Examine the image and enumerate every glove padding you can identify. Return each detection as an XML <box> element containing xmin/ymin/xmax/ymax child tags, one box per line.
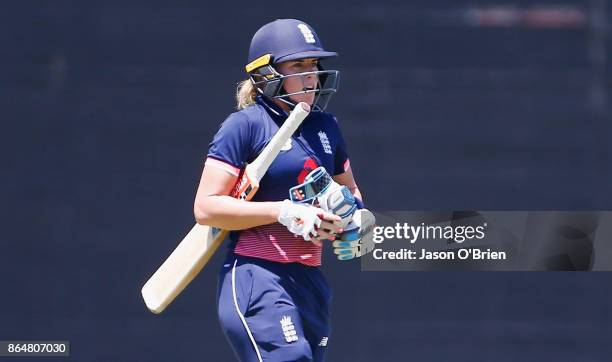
<box><xmin>277</xmin><ymin>200</ymin><xmax>322</xmax><ymax>242</ymax></box>
<box><xmin>317</xmin><ymin>180</ymin><xmax>357</xmax><ymax>229</ymax></box>
<box><xmin>333</xmin><ymin>209</ymin><xmax>376</xmax><ymax>260</ymax></box>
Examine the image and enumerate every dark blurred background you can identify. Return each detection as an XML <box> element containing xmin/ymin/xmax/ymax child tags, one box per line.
<box><xmin>1</xmin><ymin>0</ymin><xmax>611</xmax><ymax>361</ymax></box>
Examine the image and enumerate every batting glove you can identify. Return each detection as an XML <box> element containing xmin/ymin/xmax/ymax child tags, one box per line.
<box><xmin>277</xmin><ymin>200</ymin><xmax>322</xmax><ymax>242</ymax></box>
<box><xmin>333</xmin><ymin>209</ymin><xmax>376</xmax><ymax>260</ymax></box>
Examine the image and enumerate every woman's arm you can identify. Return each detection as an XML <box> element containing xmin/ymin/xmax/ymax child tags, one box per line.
<box><xmin>332</xmin><ymin>166</ymin><xmax>363</xmax><ymax>202</ymax></box>
<box><xmin>194</xmin><ymin>165</ymin><xmax>342</xmax><ymax>238</ymax></box>
<box><xmin>194</xmin><ymin>166</ymin><xmax>281</xmax><ymax>230</ymax></box>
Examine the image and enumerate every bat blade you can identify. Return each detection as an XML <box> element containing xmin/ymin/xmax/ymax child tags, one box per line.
<box><xmin>141</xmin><ymin>224</ymin><xmax>226</xmax><ymax>314</ymax></box>
<box><xmin>141</xmin><ymin>102</ymin><xmax>310</xmax><ymax>314</ymax></box>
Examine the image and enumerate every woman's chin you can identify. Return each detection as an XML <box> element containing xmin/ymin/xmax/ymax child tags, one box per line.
<box><xmin>290</xmin><ymin>96</ymin><xmax>315</xmax><ymax>107</ymax></box>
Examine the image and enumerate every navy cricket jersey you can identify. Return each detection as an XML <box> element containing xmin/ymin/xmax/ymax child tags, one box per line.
<box><xmin>205</xmin><ymin>96</ymin><xmax>350</xmax><ymax>266</ymax></box>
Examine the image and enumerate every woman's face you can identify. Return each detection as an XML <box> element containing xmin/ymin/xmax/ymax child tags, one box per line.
<box><xmin>275</xmin><ymin>58</ymin><xmax>319</xmax><ymax>107</ymax></box>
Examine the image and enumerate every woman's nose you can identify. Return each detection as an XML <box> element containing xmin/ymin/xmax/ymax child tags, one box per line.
<box><xmin>304</xmin><ymin>70</ymin><xmax>317</xmax><ymax>80</ymax></box>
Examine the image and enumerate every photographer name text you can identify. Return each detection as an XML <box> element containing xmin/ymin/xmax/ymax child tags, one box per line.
<box><xmin>373</xmin><ymin>248</ymin><xmax>507</xmax><ymax>261</ymax></box>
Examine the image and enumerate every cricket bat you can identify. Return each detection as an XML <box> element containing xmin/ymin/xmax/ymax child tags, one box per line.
<box><xmin>141</xmin><ymin>102</ymin><xmax>311</xmax><ymax>314</ymax></box>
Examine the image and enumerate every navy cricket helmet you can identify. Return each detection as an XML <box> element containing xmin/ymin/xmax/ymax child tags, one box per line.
<box><xmin>245</xmin><ymin>19</ymin><xmax>340</xmax><ymax>112</ymax></box>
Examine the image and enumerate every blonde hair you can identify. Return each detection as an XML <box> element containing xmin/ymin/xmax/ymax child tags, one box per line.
<box><xmin>236</xmin><ymin>79</ymin><xmax>258</xmax><ymax>109</ymax></box>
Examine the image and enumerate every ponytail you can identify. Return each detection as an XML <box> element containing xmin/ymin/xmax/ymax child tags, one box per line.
<box><xmin>236</xmin><ymin>79</ymin><xmax>258</xmax><ymax>109</ymax></box>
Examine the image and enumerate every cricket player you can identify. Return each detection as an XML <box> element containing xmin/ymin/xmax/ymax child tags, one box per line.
<box><xmin>194</xmin><ymin>19</ymin><xmax>375</xmax><ymax>361</ymax></box>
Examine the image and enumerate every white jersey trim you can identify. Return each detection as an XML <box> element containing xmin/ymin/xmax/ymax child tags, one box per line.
<box><xmin>343</xmin><ymin>158</ymin><xmax>351</xmax><ymax>172</ymax></box>
<box><xmin>205</xmin><ymin>157</ymin><xmax>241</xmax><ymax>177</ymax></box>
